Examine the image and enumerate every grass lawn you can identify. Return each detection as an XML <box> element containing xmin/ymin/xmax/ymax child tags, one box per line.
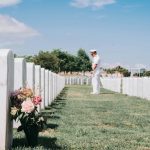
<box><xmin>12</xmin><ymin>85</ymin><xmax>150</xmax><ymax>150</ymax></box>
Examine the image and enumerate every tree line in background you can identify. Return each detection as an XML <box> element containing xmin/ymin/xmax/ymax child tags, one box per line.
<box><xmin>23</xmin><ymin>49</ymin><xmax>92</xmax><ymax>73</ymax></box>
<box><xmin>104</xmin><ymin>66</ymin><xmax>131</xmax><ymax>77</ymax></box>
<box><xmin>104</xmin><ymin>66</ymin><xmax>150</xmax><ymax>77</ymax></box>
<box><xmin>16</xmin><ymin>49</ymin><xmax>150</xmax><ymax>77</ymax></box>
<box><xmin>133</xmin><ymin>71</ymin><xmax>150</xmax><ymax>77</ymax></box>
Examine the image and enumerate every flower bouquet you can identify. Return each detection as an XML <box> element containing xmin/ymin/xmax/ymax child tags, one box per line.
<box><xmin>10</xmin><ymin>88</ymin><xmax>46</xmax><ymax>147</ymax></box>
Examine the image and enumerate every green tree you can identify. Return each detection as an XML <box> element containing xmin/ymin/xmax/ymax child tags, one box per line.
<box><xmin>51</xmin><ymin>49</ymin><xmax>71</xmax><ymax>72</ymax></box>
<box><xmin>25</xmin><ymin>55</ymin><xmax>35</xmax><ymax>62</ymax></box>
<box><xmin>114</xmin><ymin>66</ymin><xmax>130</xmax><ymax>77</ymax></box>
<box><xmin>23</xmin><ymin>48</ymin><xmax>92</xmax><ymax>73</ymax></box>
<box><xmin>77</xmin><ymin>49</ymin><xmax>92</xmax><ymax>73</ymax></box>
<box><xmin>66</xmin><ymin>54</ymin><xmax>78</xmax><ymax>73</ymax></box>
<box><xmin>104</xmin><ymin>68</ymin><xmax>115</xmax><ymax>74</ymax></box>
<box><xmin>32</xmin><ymin>51</ymin><xmax>59</xmax><ymax>72</ymax></box>
<box><xmin>144</xmin><ymin>71</ymin><xmax>150</xmax><ymax>77</ymax></box>
<box><xmin>105</xmin><ymin>66</ymin><xmax>130</xmax><ymax>77</ymax></box>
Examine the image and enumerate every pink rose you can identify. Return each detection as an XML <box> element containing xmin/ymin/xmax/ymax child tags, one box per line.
<box><xmin>33</xmin><ymin>96</ymin><xmax>42</xmax><ymax>105</ymax></box>
<box><xmin>21</xmin><ymin>98</ymin><xmax>35</xmax><ymax>113</ymax></box>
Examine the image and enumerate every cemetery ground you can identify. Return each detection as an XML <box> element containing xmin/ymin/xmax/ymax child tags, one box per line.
<box><xmin>13</xmin><ymin>85</ymin><xmax>150</xmax><ymax>150</ymax></box>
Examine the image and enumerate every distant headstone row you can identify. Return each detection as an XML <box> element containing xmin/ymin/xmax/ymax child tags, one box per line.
<box><xmin>101</xmin><ymin>77</ymin><xmax>150</xmax><ymax>100</ymax></box>
<box><xmin>65</xmin><ymin>76</ymin><xmax>92</xmax><ymax>85</ymax></box>
<box><xmin>0</xmin><ymin>49</ymin><xmax>65</xmax><ymax>150</ymax></box>
<box><xmin>65</xmin><ymin>76</ymin><xmax>150</xmax><ymax>100</ymax></box>
<box><xmin>122</xmin><ymin>77</ymin><xmax>150</xmax><ymax>100</ymax></box>
<box><xmin>101</xmin><ymin>78</ymin><xmax>122</xmax><ymax>93</ymax></box>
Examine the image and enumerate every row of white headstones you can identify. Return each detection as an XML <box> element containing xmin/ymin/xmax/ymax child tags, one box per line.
<box><xmin>65</xmin><ymin>76</ymin><xmax>150</xmax><ymax>100</ymax></box>
<box><xmin>0</xmin><ymin>49</ymin><xmax>65</xmax><ymax>150</ymax></box>
<box><xmin>65</xmin><ymin>76</ymin><xmax>92</xmax><ymax>85</ymax></box>
<box><xmin>100</xmin><ymin>77</ymin><xmax>150</xmax><ymax>100</ymax></box>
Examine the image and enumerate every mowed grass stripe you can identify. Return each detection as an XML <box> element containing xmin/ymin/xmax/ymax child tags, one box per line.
<box><xmin>13</xmin><ymin>85</ymin><xmax>150</xmax><ymax>150</ymax></box>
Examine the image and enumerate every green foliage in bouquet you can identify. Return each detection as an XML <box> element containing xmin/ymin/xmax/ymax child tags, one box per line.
<box><xmin>10</xmin><ymin>88</ymin><xmax>46</xmax><ymax>132</ymax></box>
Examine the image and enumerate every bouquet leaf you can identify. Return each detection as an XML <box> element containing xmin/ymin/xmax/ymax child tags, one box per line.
<box><xmin>10</xmin><ymin>88</ymin><xmax>46</xmax><ymax>132</ymax></box>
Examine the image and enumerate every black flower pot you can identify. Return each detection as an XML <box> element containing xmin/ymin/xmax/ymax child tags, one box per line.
<box><xmin>23</xmin><ymin>125</ymin><xmax>39</xmax><ymax>147</ymax></box>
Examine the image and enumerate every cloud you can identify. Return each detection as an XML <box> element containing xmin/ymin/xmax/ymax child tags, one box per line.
<box><xmin>0</xmin><ymin>14</ymin><xmax>39</xmax><ymax>47</ymax></box>
<box><xmin>70</xmin><ymin>0</ymin><xmax>116</xmax><ymax>9</ymax></box>
<box><xmin>0</xmin><ymin>0</ymin><xmax>21</xmax><ymax>7</ymax></box>
<box><xmin>0</xmin><ymin>15</ymin><xmax>39</xmax><ymax>37</ymax></box>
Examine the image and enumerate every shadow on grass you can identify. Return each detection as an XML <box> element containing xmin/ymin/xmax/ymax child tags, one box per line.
<box><xmin>100</xmin><ymin>89</ymin><xmax>116</xmax><ymax>95</ymax></box>
<box><xmin>100</xmin><ymin>92</ymin><xmax>115</xmax><ymax>95</ymax></box>
<box><xmin>44</xmin><ymin>88</ymin><xmax>68</xmax><ymax>111</ymax></box>
<box><xmin>12</xmin><ymin>87</ymin><xmax>68</xmax><ymax>149</ymax></box>
<box><xmin>42</xmin><ymin>89</ymin><xmax>67</xmax><ymax>116</ymax></box>
<box><xmin>13</xmin><ymin>137</ymin><xmax>62</xmax><ymax>149</ymax></box>
<box><xmin>42</xmin><ymin>114</ymin><xmax>61</xmax><ymax>119</ymax></box>
<box><xmin>38</xmin><ymin>137</ymin><xmax>62</xmax><ymax>149</ymax></box>
<box><xmin>49</xmin><ymin>115</ymin><xmax>60</xmax><ymax>119</ymax></box>
<box><xmin>46</xmin><ymin>123</ymin><xmax>59</xmax><ymax>129</ymax></box>
<box><xmin>13</xmin><ymin>137</ymin><xmax>26</xmax><ymax>148</ymax></box>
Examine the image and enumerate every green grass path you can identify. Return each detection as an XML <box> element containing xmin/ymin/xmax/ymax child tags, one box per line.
<box><xmin>13</xmin><ymin>85</ymin><xmax>150</xmax><ymax>150</ymax></box>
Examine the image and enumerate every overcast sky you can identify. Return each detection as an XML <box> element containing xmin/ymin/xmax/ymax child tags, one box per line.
<box><xmin>0</xmin><ymin>0</ymin><xmax>150</xmax><ymax>69</ymax></box>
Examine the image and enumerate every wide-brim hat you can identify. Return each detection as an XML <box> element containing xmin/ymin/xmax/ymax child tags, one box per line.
<box><xmin>90</xmin><ymin>49</ymin><xmax>97</xmax><ymax>53</ymax></box>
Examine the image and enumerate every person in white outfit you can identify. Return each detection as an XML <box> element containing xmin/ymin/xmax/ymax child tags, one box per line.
<box><xmin>90</xmin><ymin>49</ymin><xmax>101</xmax><ymax>94</ymax></box>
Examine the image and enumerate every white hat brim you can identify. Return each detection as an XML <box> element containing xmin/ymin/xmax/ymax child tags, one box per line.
<box><xmin>90</xmin><ymin>49</ymin><xmax>97</xmax><ymax>52</ymax></box>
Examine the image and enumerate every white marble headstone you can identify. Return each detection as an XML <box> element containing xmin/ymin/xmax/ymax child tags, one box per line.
<box><xmin>14</xmin><ymin>58</ymin><xmax>26</xmax><ymax>90</ymax></box>
<box><xmin>26</xmin><ymin>63</ymin><xmax>35</xmax><ymax>92</ymax></box>
<box><xmin>41</xmin><ymin>68</ymin><xmax>45</xmax><ymax>109</ymax></box>
<box><xmin>45</xmin><ymin>70</ymin><xmax>49</xmax><ymax>107</ymax></box>
<box><xmin>35</xmin><ymin>65</ymin><xmax>41</xmax><ymax>111</ymax></box>
<box><xmin>49</xmin><ymin>71</ymin><xmax>52</xmax><ymax>105</ymax></box>
<box><xmin>0</xmin><ymin>49</ymin><xmax>14</xmax><ymax>150</ymax></box>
